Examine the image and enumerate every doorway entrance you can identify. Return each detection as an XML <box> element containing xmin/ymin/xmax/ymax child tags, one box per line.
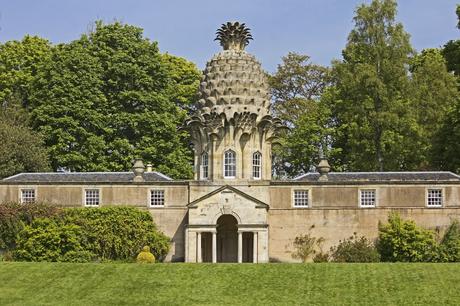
<box><xmin>242</xmin><ymin>232</ymin><xmax>254</xmax><ymax>263</ymax></box>
<box><xmin>216</xmin><ymin>215</ymin><xmax>238</xmax><ymax>262</ymax></box>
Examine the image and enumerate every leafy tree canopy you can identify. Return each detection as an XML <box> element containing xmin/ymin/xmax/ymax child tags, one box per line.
<box><xmin>410</xmin><ymin>48</ymin><xmax>459</xmax><ymax>169</ymax></box>
<box><xmin>325</xmin><ymin>0</ymin><xmax>423</xmax><ymax>171</ymax></box>
<box><xmin>0</xmin><ymin>101</ymin><xmax>50</xmax><ymax>179</ymax></box>
<box><xmin>0</xmin><ymin>35</ymin><xmax>51</xmax><ymax>107</ymax></box>
<box><xmin>269</xmin><ymin>53</ymin><xmax>332</xmax><ymax>176</ymax></box>
<box><xmin>457</xmin><ymin>4</ymin><xmax>460</xmax><ymax>29</ymax></box>
<box><xmin>27</xmin><ymin>21</ymin><xmax>200</xmax><ymax>178</ymax></box>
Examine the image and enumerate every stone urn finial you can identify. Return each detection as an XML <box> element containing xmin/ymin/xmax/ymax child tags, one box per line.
<box><xmin>215</xmin><ymin>21</ymin><xmax>253</xmax><ymax>51</ymax></box>
<box><xmin>132</xmin><ymin>158</ymin><xmax>145</xmax><ymax>182</ymax></box>
<box><xmin>317</xmin><ymin>158</ymin><xmax>331</xmax><ymax>182</ymax></box>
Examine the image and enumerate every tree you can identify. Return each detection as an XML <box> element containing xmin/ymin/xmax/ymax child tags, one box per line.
<box><xmin>0</xmin><ymin>36</ymin><xmax>51</xmax><ymax>107</ymax></box>
<box><xmin>442</xmin><ymin>40</ymin><xmax>460</xmax><ymax>77</ymax></box>
<box><xmin>29</xmin><ymin>21</ymin><xmax>200</xmax><ymax>178</ymax></box>
<box><xmin>410</xmin><ymin>49</ymin><xmax>459</xmax><ymax>169</ymax></box>
<box><xmin>325</xmin><ymin>0</ymin><xmax>421</xmax><ymax>171</ymax></box>
<box><xmin>434</xmin><ymin>5</ymin><xmax>460</xmax><ymax>172</ymax></box>
<box><xmin>457</xmin><ymin>4</ymin><xmax>460</xmax><ymax>29</ymax></box>
<box><xmin>431</xmin><ymin>100</ymin><xmax>460</xmax><ymax>172</ymax></box>
<box><xmin>441</xmin><ymin>5</ymin><xmax>460</xmax><ymax>77</ymax></box>
<box><xmin>30</xmin><ymin>39</ymin><xmax>108</xmax><ymax>172</ymax></box>
<box><xmin>161</xmin><ymin>53</ymin><xmax>201</xmax><ymax>111</ymax></box>
<box><xmin>269</xmin><ymin>53</ymin><xmax>332</xmax><ymax>176</ymax></box>
<box><xmin>0</xmin><ymin>102</ymin><xmax>50</xmax><ymax>179</ymax></box>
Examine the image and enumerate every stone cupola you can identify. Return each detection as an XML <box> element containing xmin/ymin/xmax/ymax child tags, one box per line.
<box><xmin>185</xmin><ymin>22</ymin><xmax>284</xmax><ymax>182</ymax></box>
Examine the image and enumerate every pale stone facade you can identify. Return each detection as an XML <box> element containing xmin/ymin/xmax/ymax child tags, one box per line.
<box><xmin>1</xmin><ymin>22</ymin><xmax>460</xmax><ymax>263</ymax></box>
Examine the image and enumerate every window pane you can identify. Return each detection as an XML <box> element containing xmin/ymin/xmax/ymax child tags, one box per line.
<box><xmin>21</xmin><ymin>189</ymin><xmax>36</xmax><ymax>204</ymax></box>
<box><xmin>224</xmin><ymin>150</ymin><xmax>236</xmax><ymax>178</ymax></box>
<box><xmin>150</xmin><ymin>190</ymin><xmax>165</xmax><ymax>207</ymax></box>
<box><xmin>253</xmin><ymin>152</ymin><xmax>261</xmax><ymax>179</ymax></box>
<box><xmin>85</xmin><ymin>189</ymin><xmax>100</xmax><ymax>206</ymax></box>
<box><xmin>360</xmin><ymin>190</ymin><xmax>376</xmax><ymax>207</ymax></box>
<box><xmin>202</xmin><ymin>153</ymin><xmax>208</xmax><ymax>179</ymax></box>
<box><xmin>294</xmin><ymin>190</ymin><xmax>309</xmax><ymax>207</ymax></box>
<box><xmin>427</xmin><ymin>189</ymin><xmax>442</xmax><ymax>207</ymax></box>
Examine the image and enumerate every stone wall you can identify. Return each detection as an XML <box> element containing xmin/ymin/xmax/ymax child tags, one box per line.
<box><xmin>268</xmin><ymin>207</ymin><xmax>460</xmax><ymax>262</ymax></box>
<box><xmin>268</xmin><ymin>183</ymin><xmax>460</xmax><ymax>262</ymax></box>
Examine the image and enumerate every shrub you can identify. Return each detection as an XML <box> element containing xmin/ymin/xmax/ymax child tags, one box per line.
<box><xmin>291</xmin><ymin>232</ymin><xmax>325</xmax><ymax>263</ymax></box>
<box><xmin>437</xmin><ymin>220</ymin><xmax>460</xmax><ymax>262</ymax></box>
<box><xmin>137</xmin><ymin>246</ymin><xmax>155</xmax><ymax>263</ymax></box>
<box><xmin>0</xmin><ymin>202</ymin><xmax>62</xmax><ymax>250</ymax></box>
<box><xmin>329</xmin><ymin>233</ymin><xmax>380</xmax><ymax>262</ymax></box>
<box><xmin>14</xmin><ymin>218</ymin><xmax>92</xmax><ymax>262</ymax></box>
<box><xmin>0</xmin><ymin>202</ymin><xmax>23</xmax><ymax>250</ymax></box>
<box><xmin>0</xmin><ymin>251</ymin><xmax>13</xmax><ymax>261</ymax></box>
<box><xmin>61</xmin><ymin>206</ymin><xmax>170</xmax><ymax>261</ymax></box>
<box><xmin>377</xmin><ymin>212</ymin><xmax>438</xmax><ymax>262</ymax></box>
<box><xmin>313</xmin><ymin>252</ymin><xmax>329</xmax><ymax>263</ymax></box>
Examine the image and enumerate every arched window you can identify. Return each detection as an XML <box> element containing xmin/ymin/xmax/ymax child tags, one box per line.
<box><xmin>252</xmin><ymin>152</ymin><xmax>262</xmax><ymax>179</ymax></box>
<box><xmin>201</xmin><ymin>152</ymin><xmax>209</xmax><ymax>180</ymax></box>
<box><xmin>224</xmin><ymin>150</ymin><xmax>236</xmax><ymax>178</ymax></box>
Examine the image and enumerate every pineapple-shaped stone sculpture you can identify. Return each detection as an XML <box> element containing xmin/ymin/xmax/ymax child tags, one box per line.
<box><xmin>184</xmin><ymin>22</ymin><xmax>285</xmax><ymax>181</ymax></box>
<box><xmin>197</xmin><ymin>21</ymin><xmax>271</xmax><ymax>118</ymax></box>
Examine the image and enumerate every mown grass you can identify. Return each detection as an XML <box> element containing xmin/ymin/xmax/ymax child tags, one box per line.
<box><xmin>1</xmin><ymin>262</ymin><xmax>460</xmax><ymax>305</ymax></box>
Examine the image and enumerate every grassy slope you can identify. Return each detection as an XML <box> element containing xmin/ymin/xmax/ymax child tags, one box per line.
<box><xmin>1</xmin><ymin>263</ymin><xmax>460</xmax><ymax>305</ymax></box>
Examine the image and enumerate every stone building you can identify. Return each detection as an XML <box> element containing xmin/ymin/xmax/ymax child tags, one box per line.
<box><xmin>1</xmin><ymin>22</ymin><xmax>460</xmax><ymax>263</ymax></box>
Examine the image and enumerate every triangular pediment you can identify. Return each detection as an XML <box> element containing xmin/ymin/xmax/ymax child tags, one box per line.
<box><xmin>187</xmin><ymin>185</ymin><xmax>269</xmax><ymax>209</ymax></box>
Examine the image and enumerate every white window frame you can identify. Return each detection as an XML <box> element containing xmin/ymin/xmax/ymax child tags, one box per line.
<box><xmin>20</xmin><ymin>188</ymin><xmax>36</xmax><ymax>204</ymax></box>
<box><xmin>359</xmin><ymin>189</ymin><xmax>377</xmax><ymax>208</ymax></box>
<box><xmin>223</xmin><ymin>149</ymin><xmax>236</xmax><ymax>179</ymax></box>
<box><xmin>149</xmin><ymin>189</ymin><xmax>165</xmax><ymax>208</ymax></box>
<box><xmin>84</xmin><ymin>188</ymin><xmax>100</xmax><ymax>207</ymax></box>
<box><xmin>292</xmin><ymin>189</ymin><xmax>310</xmax><ymax>208</ymax></box>
<box><xmin>426</xmin><ymin>188</ymin><xmax>443</xmax><ymax>208</ymax></box>
<box><xmin>201</xmin><ymin>152</ymin><xmax>209</xmax><ymax>180</ymax></box>
<box><xmin>252</xmin><ymin>151</ymin><xmax>262</xmax><ymax>180</ymax></box>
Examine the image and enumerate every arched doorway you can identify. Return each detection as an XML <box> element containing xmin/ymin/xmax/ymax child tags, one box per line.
<box><xmin>217</xmin><ymin>214</ymin><xmax>238</xmax><ymax>262</ymax></box>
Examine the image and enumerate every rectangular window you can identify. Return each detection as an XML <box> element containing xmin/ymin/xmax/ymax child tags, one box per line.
<box><xmin>252</xmin><ymin>152</ymin><xmax>261</xmax><ymax>179</ymax></box>
<box><xmin>150</xmin><ymin>190</ymin><xmax>165</xmax><ymax>207</ymax></box>
<box><xmin>85</xmin><ymin>189</ymin><xmax>100</xmax><ymax>207</ymax></box>
<box><xmin>201</xmin><ymin>153</ymin><xmax>209</xmax><ymax>180</ymax></box>
<box><xmin>293</xmin><ymin>190</ymin><xmax>309</xmax><ymax>207</ymax></box>
<box><xmin>21</xmin><ymin>189</ymin><xmax>36</xmax><ymax>204</ymax></box>
<box><xmin>224</xmin><ymin>150</ymin><xmax>236</xmax><ymax>178</ymax></box>
<box><xmin>427</xmin><ymin>189</ymin><xmax>443</xmax><ymax>207</ymax></box>
<box><xmin>360</xmin><ymin>189</ymin><xmax>376</xmax><ymax>207</ymax></box>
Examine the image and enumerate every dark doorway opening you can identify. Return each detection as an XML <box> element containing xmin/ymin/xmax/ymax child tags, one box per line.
<box><xmin>201</xmin><ymin>232</ymin><xmax>212</xmax><ymax>262</ymax></box>
<box><xmin>217</xmin><ymin>214</ymin><xmax>238</xmax><ymax>262</ymax></box>
<box><xmin>242</xmin><ymin>232</ymin><xmax>254</xmax><ymax>263</ymax></box>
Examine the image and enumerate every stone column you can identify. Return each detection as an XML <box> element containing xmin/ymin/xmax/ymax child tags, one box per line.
<box><xmin>212</xmin><ymin>231</ymin><xmax>217</xmax><ymax>263</ymax></box>
<box><xmin>185</xmin><ymin>228</ymin><xmax>189</xmax><ymax>262</ymax></box>
<box><xmin>258</xmin><ymin>229</ymin><xmax>269</xmax><ymax>263</ymax></box>
<box><xmin>253</xmin><ymin>232</ymin><xmax>258</xmax><ymax>263</ymax></box>
<box><xmin>197</xmin><ymin>232</ymin><xmax>202</xmax><ymax>263</ymax></box>
<box><xmin>238</xmin><ymin>231</ymin><xmax>243</xmax><ymax>263</ymax></box>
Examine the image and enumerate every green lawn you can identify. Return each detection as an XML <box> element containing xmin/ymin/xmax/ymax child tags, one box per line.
<box><xmin>1</xmin><ymin>263</ymin><xmax>460</xmax><ymax>305</ymax></box>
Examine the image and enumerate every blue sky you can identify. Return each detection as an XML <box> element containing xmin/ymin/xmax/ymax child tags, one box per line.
<box><xmin>0</xmin><ymin>0</ymin><xmax>458</xmax><ymax>72</ymax></box>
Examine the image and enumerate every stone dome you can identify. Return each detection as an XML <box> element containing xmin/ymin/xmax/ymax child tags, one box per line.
<box><xmin>196</xmin><ymin>23</ymin><xmax>270</xmax><ymax>119</ymax></box>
